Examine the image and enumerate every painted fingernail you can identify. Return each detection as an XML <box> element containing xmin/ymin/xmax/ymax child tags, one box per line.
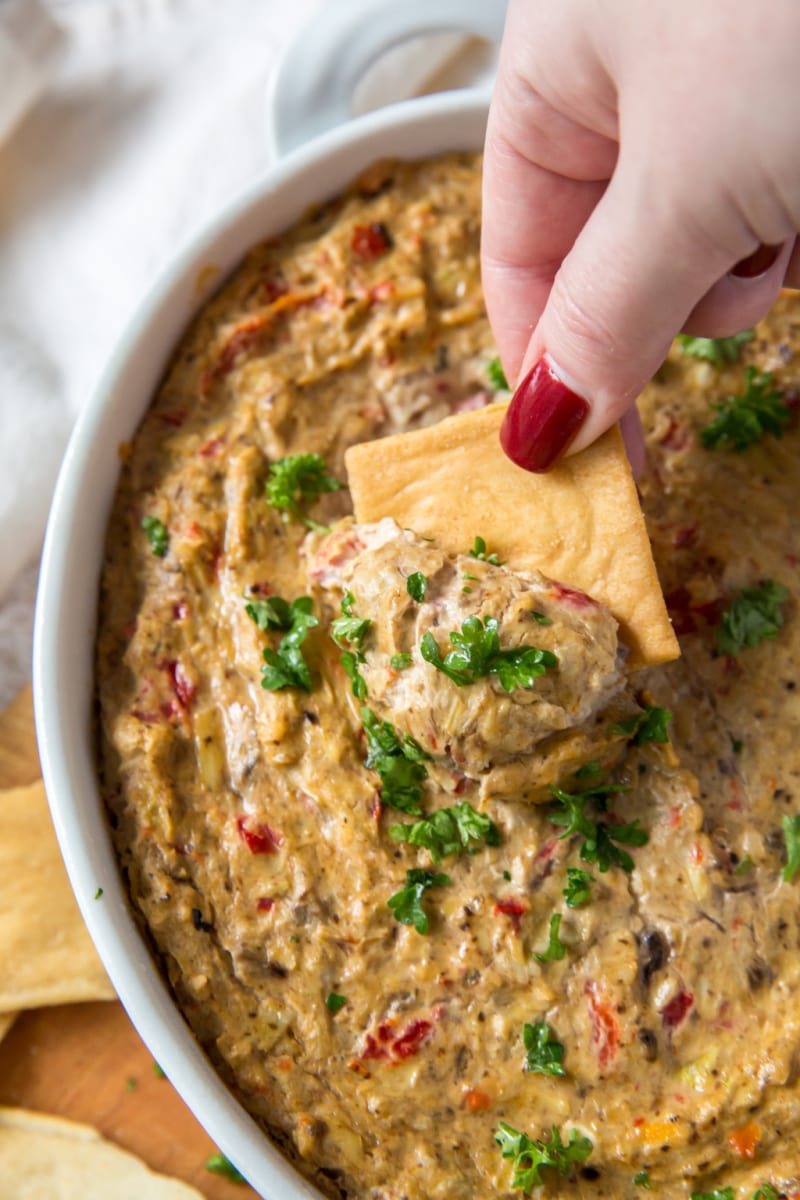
<box><xmin>730</xmin><ymin>242</ymin><xmax>782</xmax><ymax>279</ymax></box>
<box><xmin>500</xmin><ymin>357</ymin><xmax>589</xmax><ymax>472</ymax></box>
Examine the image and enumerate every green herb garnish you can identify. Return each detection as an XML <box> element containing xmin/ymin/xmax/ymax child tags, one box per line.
<box><xmin>205</xmin><ymin>1152</ymin><xmax>246</xmax><ymax>1184</ymax></box>
<box><xmin>325</xmin><ymin>992</ymin><xmax>347</xmax><ymax>1013</ymax></box>
<box><xmin>259</xmin><ymin>596</ymin><xmax>318</xmax><ymax>692</ymax></box>
<box><xmin>125</xmin><ymin>1077</ymin><xmax>138</xmax><ymax>1091</ymax></box>
<box><xmin>532</xmin><ymin>611</ymin><xmax>552</xmax><ymax>625</ymax></box>
<box><xmin>141</xmin><ymin>515</ymin><xmax>168</xmax><ymax>557</ymax></box>
<box><xmin>390</xmin><ymin>652</ymin><xmax>413</xmax><ymax>670</ymax></box>
<box><xmin>421</xmin><ymin>616</ymin><xmax>557</xmax><ymax>692</ymax></box>
<box><xmin>610</xmin><ymin>705</ymin><xmax>672</xmax><ymax>745</ymax></box>
<box><xmin>781</xmin><ymin>813</ymin><xmax>800</xmax><ymax>882</ymax></box>
<box><xmin>390</xmin><ymin>801</ymin><xmax>500</xmax><ymax>864</ymax></box>
<box><xmin>523</xmin><ymin>1022</ymin><xmax>566</xmax><ymax>1076</ymax></box>
<box><xmin>634</xmin><ymin>1171</ymin><xmax>652</xmax><ymax>1189</ymax></box>
<box><xmin>361</xmin><ymin>707</ymin><xmax>430</xmax><ymax>814</ymax></box>
<box><xmin>153</xmin><ymin>1062</ymin><xmax>166</xmax><ymax>1079</ymax></box>
<box><xmin>534</xmin><ymin>913</ymin><xmax>566</xmax><ymax>963</ymax></box>
<box><xmin>495</xmin><ymin>1122</ymin><xmax>592</xmax><ymax>1193</ymax></box>
<box><xmin>331</xmin><ymin>592</ymin><xmax>371</xmax><ymax>699</ymax></box>
<box><xmin>690</xmin><ymin>1190</ymin><xmax>733</xmax><ymax>1200</ymax></box>
<box><xmin>265</xmin><ymin>452</ymin><xmax>343</xmax><ymax>531</ymax></box>
<box><xmin>716</xmin><ymin>579</ymin><xmax>788</xmax><ymax>656</ymax></box>
<box><xmin>550</xmin><ymin>778</ymin><xmax>648</xmax><ymax>873</ymax></box>
<box><xmin>387</xmin><ymin>868</ymin><xmax>450</xmax><ymax>934</ymax></box>
<box><xmin>734</xmin><ymin>855</ymin><xmax>754</xmax><ymax>876</ymax></box>
<box><xmin>486</xmin><ymin>357</ymin><xmax>509</xmax><ymax>391</ymax></box>
<box><xmin>407</xmin><ymin>572</ymin><xmax>428</xmax><ymax>602</ymax></box>
<box><xmin>93</xmin><ymin>887</ymin><xmax>103</xmax><ymax>900</ymax></box>
<box><xmin>751</xmin><ymin>1186</ymin><xmax>779</xmax><ymax>1200</ymax></box>
<box><xmin>677</xmin><ymin>330</ymin><xmax>753</xmax><ymax>366</ymax></box>
<box><xmin>468</xmin><ymin>535</ymin><xmax>503</xmax><ymax>565</ymax></box>
<box><xmin>700</xmin><ymin>367</ymin><xmax>789</xmax><ymax>451</ymax></box>
<box><xmin>246</xmin><ymin>593</ymin><xmax>309</xmax><ymax>632</ymax></box>
<box><xmin>340</xmin><ymin>651</ymin><xmax>367</xmax><ymax>699</ymax></box>
<box><xmin>562</xmin><ymin>867</ymin><xmax>595</xmax><ymax>908</ymax></box>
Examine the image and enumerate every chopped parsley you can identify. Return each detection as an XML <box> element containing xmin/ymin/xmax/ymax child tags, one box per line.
<box><xmin>141</xmin><ymin>515</ymin><xmax>168</xmax><ymax>557</ymax></box>
<box><xmin>781</xmin><ymin>813</ymin><xmax>800</xmax><ymax>882</ymax></box>
<box><xmin>634</xmin><ymin>1171</ymin><xmax>652</xmax><ymax>1189</ymax></box>
<box><xmin>523</xmin><ymin>1022</ymin><xmax>566</xmax><ymax>1076</ymax></box>
<box><xmin>390</xmin><ymin>652</ymin><xmax>413</xmax><ymax>670</ymax></box>
<box><xmin>716</xmin><ymin>580</ymin><xmax>788</xmax><ymax>656</ymax></box>
<box><xmin>390</xmin><ymin>801</ymin><xmax>500</xmax><ymax>864</ymax></box>
<box><xmin>246</xmin><ymin>593</ymin><xmax>310</xmax><ymax>632</ymax></box>
<box><xmin>677</xmin><ymin>329</ymin><xmax>753</xmax><ymax>366</ymax></box>
<box><xmin>93</xmin><ymin>887</ymin><xmax>103</xmax><ymax>900</ymax></box>
<box><xmin>325</xmin><ymin>992</ymin><xmax>347</xmax><ymax>1013</ymax></box>
<box><xmin>205</xmin><ymin>1152</ymin><xmax>246</xmax><ymax>1184</ymax></box>
<box><xmin>361</xmin><ymin>707</ymin><xmax>430</xmax><ymax>814</ymax></box>
<box><xmin>260</xmin><ymin>596</ymin><xmax>318</xmax><ymax>691</ymax></box>
<box><xmin>751</xmin><ymin>1187</ymin><xmax>779</xmax><ymax>1200</ymax></box>
<box><xmin>265</xmin><ymin>452</ymin><xmax>343</xmax><ymax>531</ymax></box>
<box><xmin>125</xmin><ymin>1076</ymin><xmax>138</xmax><ymax>1091</ymax></box>
<box><xmin>700</xmin><ymin>367</ymin><xmax>790</xmax><ymax>452</ymax></box>
<box><xmin>690</xmin><ymin>1190</ymin><xmax>733</xmax><ymax>1200</ymax></box>
<box><xmin>387</xmin><ymin>868</ymin><xmax>451</xmax><ymax>934</ymax></box>
<box><xmin>331</xmin><ymin>592</ymin><xmax>371</xmax><ymax>699</ymax></box>
<box><xmin>532</xmin><ymin>610</ymin><xmax>552</xmax><ymax>625</ymax></box>
<box><xmin>469</xmin><ymin>535</ymin><xmax>503</xmax><ymax>565</ymax></box>
<box><xmin>495</xmin><ymin>1122</ymin><xmax>592</xmax><ymax>1192</ymax></box>
<box><xmin>534</xmin><ymin>913</ymin><xmax>566</xmax><ymax>963</ymax></box>
<box><xmin>406</xmin><ymin>572</ymin><xmax>428</xmax><ymax>602</ymax></box>
<box><xmin>486</xmin><ymin>356</ymin><xmax>509</xmax><ymax>391</ymax></box>
<box><xmin>562</xmin><ymin>866</ymin><xmax>595</xmax><ymax>908</ymax></box>
<box><xmin>550</xmin><ymin>777</ymin><xmax>648</xmax><ymax>873</ymax></box>
<box><xmin>610</xmin><ymin>705</ymin><xmax>672</xmax><ymax>745</ymax></box>
<box><xmin>153</xmin><ymin>1061</ymin><xmax>166</xmax><ymax>1079</ymax></box>
<box><xmin>734</xmin><ymin>855</ymin><xmax>754</xmax><ymax>876</ymax></box>
<box><xmin>421</xmin><ymin>616</ymin><xmax>557</xmax><ymax>692</ymax></box>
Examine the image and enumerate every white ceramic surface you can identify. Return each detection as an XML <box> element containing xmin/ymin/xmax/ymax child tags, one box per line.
<box><xmin>33</xmin><ymin>3</ymin><xmax>505</xmax><ymax>1196</ymax></box>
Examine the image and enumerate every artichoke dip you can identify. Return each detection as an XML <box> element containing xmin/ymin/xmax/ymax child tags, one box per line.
<box><xmin>96</xmin><ymin>153</ymin><xmax>800</xmax><ymax>1200</ymax></box>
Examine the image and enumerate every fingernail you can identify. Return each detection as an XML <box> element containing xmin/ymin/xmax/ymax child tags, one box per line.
<box><xmin>730</xmin><ymin>242</ymin><xmax>782</xmax><ymax>279</ymax></box>
<box><xmin>500</xmin><ymin>357</ymin><xmax>589</xmax><ymax>472</ymax></box>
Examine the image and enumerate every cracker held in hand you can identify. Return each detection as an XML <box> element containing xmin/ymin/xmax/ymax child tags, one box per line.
<box><xmin>346</xmin><ymin>405</ymin><xmax>677</xmax><ymax>669</ymax></box>
<box><xmin>0</xmin><ymin>781</ymin><xmax>115</xmax><ymax>1012</ymax></box>
<box><xmin>0</xmin><ymin>1107</ymin><xmax>204</xmax><ymax>1199</ymax></box>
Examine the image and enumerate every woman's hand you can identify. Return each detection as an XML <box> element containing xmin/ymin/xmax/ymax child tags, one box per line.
<box><xmin>482</xmin><ymin>0</ymin><xmax>800</xmax><ymax>471</ymax></box>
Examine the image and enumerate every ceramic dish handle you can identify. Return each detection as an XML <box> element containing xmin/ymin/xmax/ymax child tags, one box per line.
<box><xmin>268</xmin><ymin>0</ymin><xmax>506</xmax><ymax>157</ymax></box>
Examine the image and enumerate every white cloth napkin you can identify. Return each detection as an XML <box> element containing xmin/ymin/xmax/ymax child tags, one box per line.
<box><xmin>0</xmin><ymin>0</ymin><xmax>496</xmax><ymax>709</ymax></box>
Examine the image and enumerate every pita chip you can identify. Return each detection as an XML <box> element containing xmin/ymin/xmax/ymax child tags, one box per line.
<box><xmin>346</xmin><ymin>405</ymin><xmax>677</xmax><ymax>669</ymax></box>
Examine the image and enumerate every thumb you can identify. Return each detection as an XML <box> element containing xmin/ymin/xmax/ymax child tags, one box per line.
<box><xmin>499</xmin><ymin>164</ymin><xmax>744</xmax><ymax>472</ymax></box>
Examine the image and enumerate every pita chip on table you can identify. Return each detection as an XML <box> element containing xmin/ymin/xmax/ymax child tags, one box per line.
<box><xmin>346</xmin><ymin>403</ymin><xmax>678</xmax><ymax>670</ymax></box>
<box><xmin>0</xmin><ymin>1107</ymin><xmax>205</xmax><ymax>1200</ymax></box>
<box><xmin>0</xmin><ymin>781</ymin><xmax>115</xmax><ymax>1013</ymax></box>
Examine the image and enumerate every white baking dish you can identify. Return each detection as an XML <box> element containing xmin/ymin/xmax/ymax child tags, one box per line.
<box><xmin>32</xmin><ymin>2</ymin><xmax>505</xmax><ymax>1195</ymax></box>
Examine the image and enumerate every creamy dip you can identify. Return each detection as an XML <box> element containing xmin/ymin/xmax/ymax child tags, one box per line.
<box><xmin>96</xmin><ymin>153</ymin><xmax>800</xmax><ymax>1199</ymax></box>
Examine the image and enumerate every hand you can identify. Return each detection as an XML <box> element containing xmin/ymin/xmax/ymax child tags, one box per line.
<box><xmin>482</xmin><ymin>0</ymin><xmax>800</xmax><ymax>472</ymax></box>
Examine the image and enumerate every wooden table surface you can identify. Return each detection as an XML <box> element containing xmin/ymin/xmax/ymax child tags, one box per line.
<box><xmin>0</xmin><ymin>687</ymin><xmax>259</xmax><ymax>1199</ymax></box>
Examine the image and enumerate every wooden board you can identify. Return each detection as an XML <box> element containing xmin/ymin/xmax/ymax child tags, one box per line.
<box><xmin>0</xmin><ymin>689</ymin><xmax>259</xmax><ymax>1199</ymax></box>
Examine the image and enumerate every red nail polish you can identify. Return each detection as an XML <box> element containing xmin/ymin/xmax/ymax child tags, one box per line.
<box><xmin>500</xmin><ymin>358</ymin><xmax>589</xmax><ymax>472</ymax></box>
<box><xmin>731</xmin><ymin>242</ymin><xmax>782</xmax><ymax>279</ymax></box>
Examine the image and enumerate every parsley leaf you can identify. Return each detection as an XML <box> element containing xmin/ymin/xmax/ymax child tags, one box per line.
<box><xmin>534</xmin><ymin>913</ymin><xmax>566</xmax><ymax>963</ymax></box>
<box><xmin>407</xmin><ymin>572</ymin><xmax>428</xmax><ymax>602</ymax></box>
<box><xmin>690</xmin><ymin>1190</ymin><xmax>734</xmax><ymax>1200</ymax></box>
<box><xmin>259</xmin><ymin>596</ymin><xmax>318</xmax><ymax>692</ymax></box>
<box><xmin>781</xmin><ymin>813</ymin><xmax>800</xmax><ymax>882</ymax></box>
<box><xmin>469</xmin><ymin>535</ymin><xmax>503</xmax><ymax>565</ymax></box>
<box><xmin>610</xmin><ymin>705</ymin><xmax>672</xmax><ymax>745</ymax></box>
<box><xmin>523</xmin><ymin>1022</ymin><xmax>566</xmax><ymax>1076</ymax></box>
<box><xmin>325</xmin><ymin>992</ymin><xmax>347</xmax><ymax>1013</ymax></box>
<box><xmin>486</xmin><ymin>357</ymin><xmax>509</xmax><ymax>391</ymax></box>
<box><xmin>246</xmin><ymin>594</ymin><xmax>305</xmax><ymax>631</ymax></box>
<box><xmin>700</xmin><ymin>368</ymin><xmax>790</xmax><ymax>452</ymax></box>
<box><xmin>495</xmin><ymin>1122</ymin><xmax>592</xmax><ymax>1192</ymax></box>
<box><xmin>421</xmin><ymin>616</ymin><xmax>557</xmax><ymax>692</ymax></box>
<box><xmin>562</xmin><ymin>866</ymin><xmax>595</xmax><ymax>908</ymax></box>
<box><xmin>634</xmin><ymin>1171</ymin><xmax>653</xmax><ymax>1189</ymax></box>
<box><xmin>331</xmin><ymin>592</ymin><xmax>371</xmax><ymax>699</ymax></box>
<box><xmin>532</xmin><ymin>610</ymin><xmax>553</xmax><ymax>625</ymax></box>
<box><xmin>205</xmin><ymin>1152</ymin><xmax>246</xmax><ymax>1184</ymax></box>
<box><xmin>331</xmin><ymin>591</ymin><xmax>371</xmax><ymax>651</ymax></box>
<box><xmin>677</xmin><ymin>330</ymin><xmax>753</xmax><ymax>366</ymax></box>
<box><xmin>390</xmin><ymin>652</ymin><xmax>413</xmax><ymax>670</ymax></box>
<box><xmin>716</xmin><ymin>580</ymin><xmax>788</xmax><ymax>655</ymax></box>
<box><xmin>141</xmin><ymin>515</ymin><xmax>168</xmax><ymax>557</ymax></box>
<box><xmin>549</xmin><ymin>778</ymin><xmax>648</xmax><ymax>873</ymax></box>
<box><xmin>390</xmin><ymin>801</ymin><xmax>500</xmax><ymax>864</ymax></box>
<box><xmin>265</xmin><ymin>453</ymin><xmax>343</xmax><ymax>531</ymax></box>
<box><xmin>751</xmin><ymin>1187</ymin><xmax>779</xmax><ymax>1200</ymax></box>
<box><xmin>387</xmin><ymin>868</ymin><xmax>451</xmax><ymax>934</ymax></box>
<box><xmin>361</xmin><ymin>707</ymin><xmax>430</xmax><ymax>814</ymax></box>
